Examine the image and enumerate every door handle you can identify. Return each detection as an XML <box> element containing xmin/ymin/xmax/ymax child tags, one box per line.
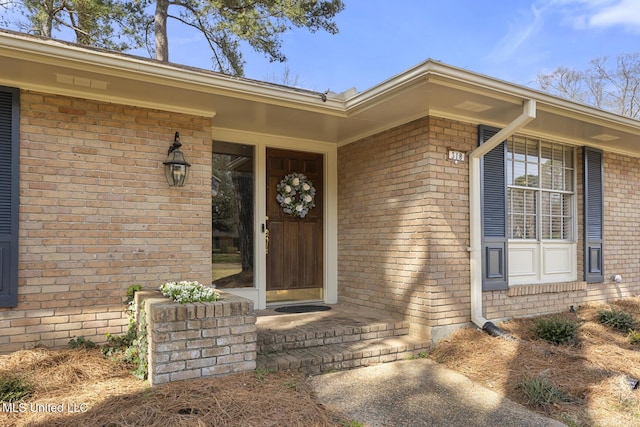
<box><xmin>264</xmin><ymin>215</ymin><xmax>269</xmax><ymax>255</ymax></box>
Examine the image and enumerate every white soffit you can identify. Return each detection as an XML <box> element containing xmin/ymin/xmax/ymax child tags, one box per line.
<box><xmin>2</xmin><ymin>31</ymin><xmax>640</xmax><ymax>154</ymax></box>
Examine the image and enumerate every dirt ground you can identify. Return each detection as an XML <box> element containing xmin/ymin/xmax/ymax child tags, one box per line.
<box><xmin>3</xmin><ymin>298</ymin><xmax>640</xmax><ymax>426</ymax></box>
<box><xmin>432</xmin><ymin>297</ymin><xmax>640</xmax><ymax>427</ymax></box>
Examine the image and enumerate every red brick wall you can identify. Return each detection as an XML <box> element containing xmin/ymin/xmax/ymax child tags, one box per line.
<box><xmin>0</xmin><ymin>91</ymin><xmax>212</xmax><ymax>353</ymax></box>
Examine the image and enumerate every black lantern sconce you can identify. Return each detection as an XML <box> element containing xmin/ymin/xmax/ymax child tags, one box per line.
<box><xmin>164</xmin><ymin>132</ymin><xmax>191</xmax><ymax>187</ymax></box>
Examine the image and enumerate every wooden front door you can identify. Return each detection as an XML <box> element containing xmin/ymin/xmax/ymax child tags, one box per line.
<box><xmin>266</xmin><ymin>148</ymin><xmax>323</xmax><ymax>303</ymax></box>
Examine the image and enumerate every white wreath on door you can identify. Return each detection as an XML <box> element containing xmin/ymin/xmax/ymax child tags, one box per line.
<box><xmin>276</xmin><ymin>173</ymin><xmax>316</xmax><ymax>218</ymax></box>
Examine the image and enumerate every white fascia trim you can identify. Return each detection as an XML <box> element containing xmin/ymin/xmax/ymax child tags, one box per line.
<box><xmin>346</xmin><ymin>59</ymin><xmax>640</xmax><ymax>136</ymax></box>
<box><xmin>212</xmin><ymin>126</ymin><xmax>337</xmax><ymax>150</ymax></box>
<box><xmin>0</xmin><ymin>32</ymin><xmax>347</xmax><ymax>116</ymax></box>
<box><xmin>7</xmin><ymin>80</ymin><xmax>218</xmax><ymax>117</ymax></box>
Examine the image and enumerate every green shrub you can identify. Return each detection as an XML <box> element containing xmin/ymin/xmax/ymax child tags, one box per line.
<box><xmin>68</xmin><ymin>336</ymin><xmax>97</xmax><ymax>349</ymax></box>
<box><xmin>0</xmin><ymin>375</ymin><xmax>32</xmax><ymax>402</ymax></box>
<box><xmin>598</xmin><ymin>309</ymin><xmax>636</xmax><ymax>333</ymax></box>
<box><xmin>255</xmin><ymin>367</ymin><xmax>274</xmax><ymax>381</ymax></box>
<box><xmin>102</xmin><ymin>302</ymin><xmax>148</xmax><ymax>380</ymax></box>
<box><xmin>533</xmin><ymin>316</ymin><xmax>579</xmax><ymax>345</ymax></box>
<box><xmin>520</xmin><ymin>375</ymin><xmax>571</xmax><ymax>409</ymax></box>
<box><xmin>629</xmin><ymin>330</ymin><xmax>640</xmax><ymax>346</ymax></box>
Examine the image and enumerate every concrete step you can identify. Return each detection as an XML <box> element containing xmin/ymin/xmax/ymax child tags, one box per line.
<box><xmin>257</xmin><ymin>318</ymin><xmax>410</xmax><ymax>354</ymax></box>
<box><xmin>256</xmin><ymin>335</ymin><xmax>429</xmax><ymax>375</ymax></box>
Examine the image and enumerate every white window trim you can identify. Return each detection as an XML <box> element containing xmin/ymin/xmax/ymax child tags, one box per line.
<box><xmin>507</xmin><ymin>138</ymin><xmax>578</xmax><ymax>285</ymax></box>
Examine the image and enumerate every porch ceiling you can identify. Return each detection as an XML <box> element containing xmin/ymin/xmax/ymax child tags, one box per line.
<box><xmin>2</xmin><ymin>30</ymin><xmax>640</xmax><ymax>155</ymax></box>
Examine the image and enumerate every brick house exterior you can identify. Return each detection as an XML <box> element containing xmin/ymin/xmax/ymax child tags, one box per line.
<box><xmin>338</xmin><ymin>117</ymin><xmax>640</xmax><ymax>341</ymax></box>
<box><xmin>3</xmin><ymin>93</ymin><xmax>213</xmax><ymax>352</ymax></box>
<box><xmin>2</xmin><ymin>30</ymin><xmax>640</xmax><ymax>351</ymax></box>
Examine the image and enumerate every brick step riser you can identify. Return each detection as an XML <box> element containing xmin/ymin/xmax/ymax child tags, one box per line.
<box><xmin>256</xmin><ymin>342</ymin><xmax>428</xmax><ymax>375</ymax></box>
<box><xmin>257</xmin><ymin>322</ymin><xmax>410</xmax><ymax>354</ymax></box>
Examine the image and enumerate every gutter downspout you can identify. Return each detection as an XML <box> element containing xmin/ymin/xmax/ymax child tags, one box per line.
<box><xmin>469</xmin><ymin>99</ymin><xmax>537</xmax><ymax>332</ymax></box>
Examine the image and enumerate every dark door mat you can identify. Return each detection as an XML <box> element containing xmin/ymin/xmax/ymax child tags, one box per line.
<box><xmin>274</xmin><ymin>305</ymin><xmax>332</xmax><ymax>314</ymax></box>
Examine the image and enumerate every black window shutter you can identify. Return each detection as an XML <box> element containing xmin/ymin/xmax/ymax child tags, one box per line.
<box><xmin>583</xmin><ymin>147</ymin><xmax>604</xmax><ymax>283</ymax></box>
<box><xmin>479</xmin><ymin>125</ymin><xmax>508</xmax><ymax>291</ymax></box>
<box><xmin>0</xmin><ymin>87</ymin><xmax>19</xmax><ymax>307</ymax></box>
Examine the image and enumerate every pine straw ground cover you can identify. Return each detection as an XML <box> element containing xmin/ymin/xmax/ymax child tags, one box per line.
<box><xmin>0</xmin><ymin>347</ymin><xmax>339</xmax><ymax>427</ymax></box>
<box><xmin>432</xmin><ymin>297</ymin><xmax>640</xmax><ymax>427</ymax></box>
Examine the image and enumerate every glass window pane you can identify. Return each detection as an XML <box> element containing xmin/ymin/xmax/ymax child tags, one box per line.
<box><xmin>541</xmin><ymin>163</ymin><xmax>552</xmax><ymax>189</ymax></box>
<box><xmin>525</xmin><ymin>215</ymin><xmax>537</xmax><ymax>239</ymax></box>
<box><xmin>513</xmin><ymin>161</ymin><xmax>526</xmax><ymax>186</ymax></box>
<box><xmin>512</xmin><ymin>214</ymin><xmax>525</xmax><ymax>238</ymax></box>
<box><xmin>552</xmin><ymin>144</ymin><xmax>564</xmax><ymax>163</ymax></box>
<box><xmin>526</xmin><ymin>138</ymin><xmax>539</xmax><ymax>163</ymax></box>
<box><xmin>552</xmin><ymin>166</ymin><xmax>564</xmax><ymax>191</ymax></box>
<box><xmin>564</xmin><ymin>167</ymin><xmax>573</xmax><ymax>191</ymax></box>
<box><xmin>551</xmin><ymin>217</ymin><xmax>563</xmax><ymax>239</ymax></box>
<box><xmin>524</xmin><ymin>191</ymin><xmax>536</xmax><ymax>215</ymax></box>
<box><xmin>541</xmin><ymin>142</ymin><xmax>553</xmax><ymax>166</ymax></box>
<box><xmin>212</xmin><ymin>142</ymin><xmax>255</xmax><ymax>289</ymax></box>
<box><xmin>525</xmin><ymin>190</ymin><xmax>537</xmax><ymax>239</ymax></box>
<box><xmin>562</xmin><ymin>193</ymin><xmax>572</xmax><ymax>215</ymax></box>
<box><xmin>509</xmin><ymin>188</ymin><xmax>522</xmax><ymax>238</ymax></box>
<box><xmin>541</xmin><ymin>218</ymin><xmax>550</xmax><ymax>239</ymax></box>
<box><xmin>526</xmin><ymin>162</ymin><xmax>539</xmax><ymax>187</ymax></box>
<box><xmin>513</xmin><ymin>137</ymin><xmax>526</xmax><ymax>161</ymax></box>
<box><xmin>564</xmin><ymin>146</ymin><xmax>574</xmax><ymax>169</ymax></box>
<box><xmin>510</xmin><ymin>188</ymin><xmax>523</xmax><ymax>214</ymax></box>
<box><xmin>550</xmin><ymin>193</ymin><xmax>562</xmax><ymax>215</ymax></box>
<box><xmin>563</xmin><ymin>215</ymin><xmax>573</xmax><ymax>240</ymax></box>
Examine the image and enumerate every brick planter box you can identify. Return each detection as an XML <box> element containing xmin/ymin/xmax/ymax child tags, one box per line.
<box><xmin>135</xmin><ymin>291</ymin><xmax>257</xmax><ymax>386</ymax></box>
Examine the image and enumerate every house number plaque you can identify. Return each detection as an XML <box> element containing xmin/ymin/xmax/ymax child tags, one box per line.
<box><xmin>447</xmin><ymin>149</ymin><xmax>465</xmax><ymax>163</ymax></box>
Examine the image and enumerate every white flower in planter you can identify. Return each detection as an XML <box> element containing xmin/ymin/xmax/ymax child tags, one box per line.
<box><xmin>159</xmin><ymin>281</ymin><xmax>220</xmax><ymax>303</ymax></box>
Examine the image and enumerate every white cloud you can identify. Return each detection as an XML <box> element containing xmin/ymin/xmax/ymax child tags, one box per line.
<box><xmin>549</xmin><ymin>0</ymin><xmax>640</xmax><ymax>29</ymax></box>
<box><xmin>488</xmin><ymin>5</ymin><xmax>545</xmax><ymax>62</ymax></box>
<box><xmin>588</xmin><ymin>0</ymin><xmax>640</xmax><ymax>27</ymax></box>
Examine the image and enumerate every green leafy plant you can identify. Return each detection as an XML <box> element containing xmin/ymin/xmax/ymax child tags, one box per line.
<box><xmin>533</xmin><ymin>316</ymin><xmax>579</xmax><ymax>345</ymax></box>
<box><xmin>133</xmin><ymin>306</ymin><xmax>148</xmax><ymax>380</ymax></box>
<box><xmin>559</xmin><ymin>413</ymin><xmax>580</xmax><ymax>427</ymax></box>
<box><xmin>283</xmin><ymin>378</ymin><xmax>298</xmax><ymax>390</ymax></box>
<box><xmin>126</xmin><ymin>284</ymin><xmax>142</xmax><ymax>304</ymax></box>
<box><xmin>520</xmin><ymin>375</ymin><xmax>572</xmax><ymax>409</ymax></box>
<box><xmin>598</xmin><ymin>309</ymin><xmax>636</xmax><ymax>333</ymax></box>
<box><xmin>68</xmin><ymin>336</ymin><xmax>97</xmax><ymax>349</ymax></box>
<box><xmin>628</xmin><ymin>330</ymin><xmax>640</xmax><ymax>346</ymax></box>
<box><xmin>406</xmin><ymin>351</ymin><xmax>428</xmax><ymax>360</ymax></box>
<box><xmin>255</xmin><ymin>367</ymin><xmax>274</xmax><ymax>381</ymax></box>
<box><xmin>0</xmin><ymin>375</ymin><xmax>32</xmax><ymax>402</ymax></box>
<box><xmin>340</xmin><ymin>420</ymin><xmax>365</xmax><ymax>427</ymax></box>
<box><xmin>101</xmin><ymin>286</ymin><xmax>148</xmax><ymax>380</ymax></box>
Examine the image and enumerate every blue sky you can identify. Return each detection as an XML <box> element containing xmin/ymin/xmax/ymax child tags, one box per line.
<box><xmin>167</xmin><ymin>0</ymin><xmax>640</xmax><ymax>94</ymax></box>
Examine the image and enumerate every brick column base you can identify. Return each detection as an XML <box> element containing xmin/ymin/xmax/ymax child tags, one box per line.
<box><xmin>135</xmin><ymin>291</ymin><xmax>257</xmax><ymax>386</ymax></box>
